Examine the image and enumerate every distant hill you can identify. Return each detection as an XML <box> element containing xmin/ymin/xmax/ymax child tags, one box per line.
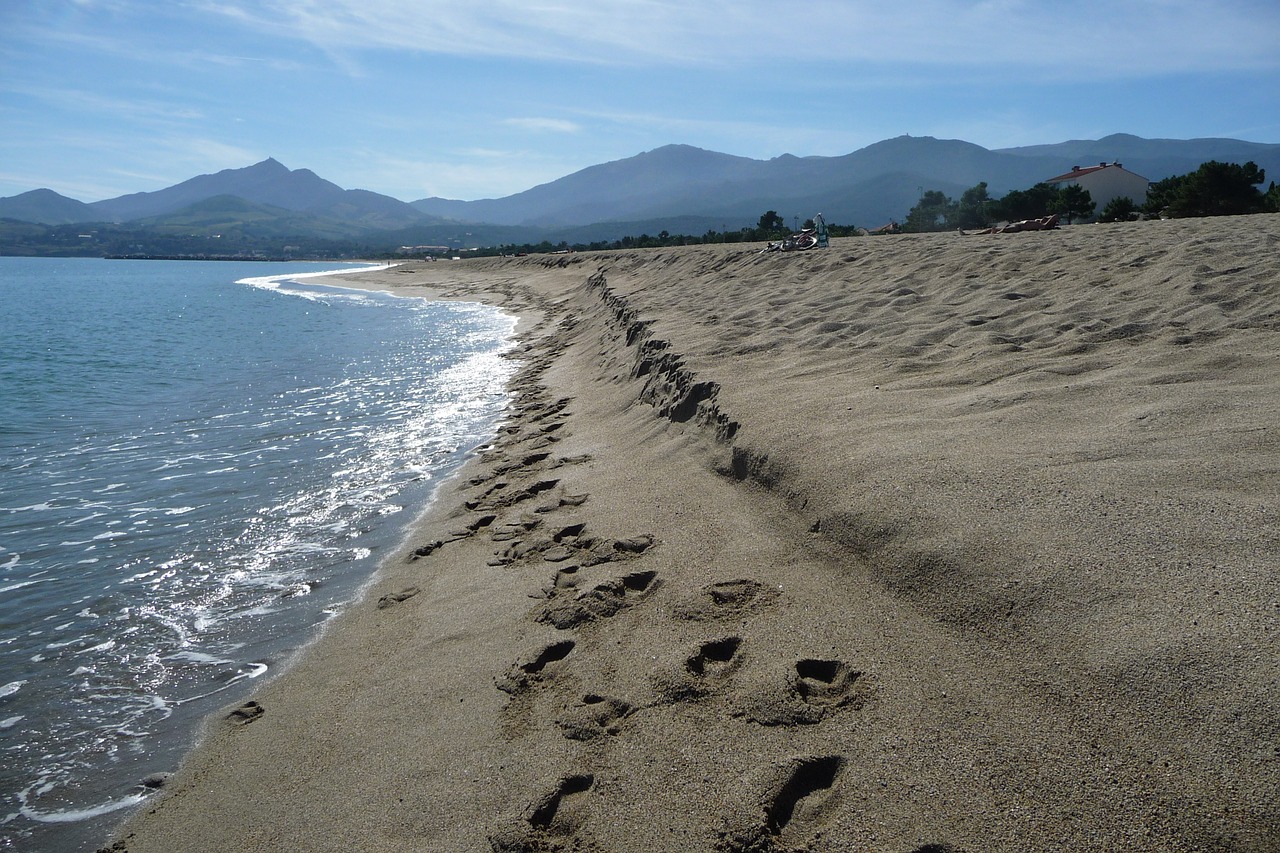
<box><xmin>129</xmin><ymin>194</ymin><xmax>376</xmax><ymax>240</ymax></box>
<box><xmin>85</xmin><ymin>158</ymin><xmax>433</xmax><ymax>232</ymax></box>
<box><xmin>412</xmin><ymin>135</ymin><xmax>1280</xmax><ymax>230</ymax></box>
<box><xmin>3</xmin><ymin>135</ymin><xmax>1278</xmax><ymax>253</ymax></box>
<box><xmin>0</xmin><ymin>189</ymin><xmax>98</xmax><ymax>225</ymax></box>
<box><xmin>996</xmin><ymin>133</ymin><xmax>1280</xmax><ymax>180</ymax></box>
<box><xmin>0</xmin><ymin>159</ymin><xmax>442</xmax><ymax>246</ymax></box>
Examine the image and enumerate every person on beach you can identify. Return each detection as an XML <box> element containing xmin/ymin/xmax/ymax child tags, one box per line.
<box><xmin>960</xmin><ymin>213</ymin><xmax>1060</xmax><ymax>235</ymax></box>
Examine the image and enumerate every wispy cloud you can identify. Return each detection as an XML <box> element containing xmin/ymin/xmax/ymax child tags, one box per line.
<box><xmin>504</xmin><ymin>117</ymin><xmax>582</xmax><ymax>134</ymax></box>
<box><xmin>201</xmin><ymin>0</ymin><xmax>1280</xmax><ymax>75</ymax></box>
<box><xmin>5</xmin><ymin>4</ymin><xmax>310</xmax><ymax>73</ymax></box>
<box><xmin>0</xmin><ymin>83</ymin><xmax>206</xmax><ymax>123</ymax></box>
<box><xmin>340</xmin><ymin>149</ymin><xmax>585</xmax><ymax>200</ymax></box>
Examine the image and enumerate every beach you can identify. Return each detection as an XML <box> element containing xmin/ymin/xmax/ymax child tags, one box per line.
<box><xmin>111</xmin><ymin>215</ymin><xmax>1280</xmax><ymax>852</ymax></box>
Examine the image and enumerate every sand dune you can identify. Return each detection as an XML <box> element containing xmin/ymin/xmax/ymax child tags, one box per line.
<box><xmin>114</xmin><ymin>215</ymin><xmax>1280</xmax><ymax>852</ymax></box>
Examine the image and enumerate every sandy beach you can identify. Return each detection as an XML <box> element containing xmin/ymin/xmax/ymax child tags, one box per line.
<box><xmin>111</xmin><ymin>215</ymin><xmax>1280</xmax><ymax>852</ymax></box>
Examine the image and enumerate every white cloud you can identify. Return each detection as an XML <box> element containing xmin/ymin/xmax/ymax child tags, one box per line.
<box><xmin>202</xmin><ymin>0</ymin><xmax>1280</xmax><ymax>75</ymax></box>
<box><xmin>504</xmin><ymin>117</ymin><xmax>582</xmax><ymax>134</ymax></box>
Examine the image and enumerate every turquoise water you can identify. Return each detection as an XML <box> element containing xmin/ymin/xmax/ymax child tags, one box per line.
<box><xmin>0</xmin><ymin>258</ymin><xmax>517</xmax><ymax>851</ymax></box>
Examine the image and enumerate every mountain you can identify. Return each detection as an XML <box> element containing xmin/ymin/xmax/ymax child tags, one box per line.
<box><xmin>3</xmin><ymin>135</ymin><xmax>1278</xmax><ymax>254</ymax></box>
<box><xmin>84</xmin><ymin>158</ymin><xmax>432</xmax><ymax>232</ymax></box>
<box><xmin>128</xmin><ymin>194</ymin><xmax>377</xmax><ymax>240</ymax></box>
<box><xmin>412</xmin><ymin>135</ymin><xmax>1280</xmax><ymax>230</ymax></box>
<box><xmin>997</xmin><ymin>133</ymin><xmax>1280</xmax><ymax>180</ymax></box>
<box><xmin>412</xmin><ymin>145</ymin><xmax>768</xmax><ymax>227</ymax></box>
<box><xmin>0</xmin><ymin>189</ymin><xmax>97</xmax><ymax>225</ymax></box>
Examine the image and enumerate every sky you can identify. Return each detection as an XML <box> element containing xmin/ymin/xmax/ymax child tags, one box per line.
<box><xmin>2</xmin><ymin>0</ymin><xmax>1279</xmax><ymax>203</ymax></box>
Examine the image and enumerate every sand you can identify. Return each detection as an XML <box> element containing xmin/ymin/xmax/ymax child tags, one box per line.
<box><xmin>111</xmin><ymin>215</ymin><xmax>1280</xmax><ymax>852</ymax></box>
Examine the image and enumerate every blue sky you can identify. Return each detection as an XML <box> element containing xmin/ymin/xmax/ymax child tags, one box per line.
<box><xmin>3</xmin><ymin>0</ymin><xmax>1279</xmax><ymax>203</ymax></box>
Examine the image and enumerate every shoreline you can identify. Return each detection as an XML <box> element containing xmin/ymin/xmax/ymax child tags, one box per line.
<box><xmin>113</xmin><ymin>217</ymin><xmax>1280</xmax><ymax>852</ymax></box>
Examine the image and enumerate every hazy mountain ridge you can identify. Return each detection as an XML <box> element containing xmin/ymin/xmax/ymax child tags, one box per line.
<box><xmin>3</xmin><ymin>135</ymin><xmax>1278</xmax><ymax>247</ymax></box>
<box><xmin>0</xmin><ymin>159</ymin><xmax>438</xmax><ymax>235</ymax></box>
<box><xmin>407</xmin><ymin>134</ymin><xmax>1279</xmax><ymax>229</ymax></box>
<box><xmin>0</xmin><ymin>188</ymin><xmax>99</xmax><ymax>225</ymax></box>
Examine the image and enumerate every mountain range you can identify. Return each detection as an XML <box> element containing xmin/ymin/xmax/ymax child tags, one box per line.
<box><xmin>3</xmin><ymin>134</ymin><xmax>1279</xmax><ymax>250</ymax></box>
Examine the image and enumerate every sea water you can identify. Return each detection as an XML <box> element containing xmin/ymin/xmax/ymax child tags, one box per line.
<box><xmin>0</xmin><ymin>257</ymin><xmax>517</xmax><ymax>851</ymax></box>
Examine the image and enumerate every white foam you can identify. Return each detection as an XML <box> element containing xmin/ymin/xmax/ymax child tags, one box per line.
<box><xmin>19</xmin><ymin>792</ymin><xmax>147</xmax><ymax>824</ymax></box>
<box><xmin>237</xmin><ymin>264</ymin><xmax>395</xmax><ymax>299</ymax></box>
<box><xmin>0</xmin><ymin>680</ymin><xmax>26</xmax><ymax>698</ymax></box>
<box><xmin>3</xmin><ymin>501</ymin><xmax>54</xmax><ymax>512</ymax></box>
<box><xmin>0</xmin><ymin>579</ymin><xmax>48</xmax><ymax>594</ymax></box>
<box><xmin>164</xmin><ymin>651</ymin><xmax>233</xmax><ymax>666</ymax></box>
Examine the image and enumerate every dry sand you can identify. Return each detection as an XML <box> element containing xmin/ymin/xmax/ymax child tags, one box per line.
<box><xmin>111</xmin><ymin>215</ymin><xmax>1280</xmax><ymax>852</ymax></box>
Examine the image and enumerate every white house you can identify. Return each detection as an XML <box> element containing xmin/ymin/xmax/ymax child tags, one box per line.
<box><xmin>1045</xmin><ymin>162</ymin><xmax>1151</xmax><ymax>216</ymax></box>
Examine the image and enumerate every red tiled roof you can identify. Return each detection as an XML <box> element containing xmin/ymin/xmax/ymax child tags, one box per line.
<box><xmin>1046</xmin><ymin>163</ymin><xmax>1111</xmax><ymax>183</ymax></box>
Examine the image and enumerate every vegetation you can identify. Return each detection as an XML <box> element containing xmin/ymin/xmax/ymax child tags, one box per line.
<box><xmin>903</xmin><ymin>159</ymin><xmax>1277</xmax><ymax>232</ymax></box>
<box><xmin>467</xmin><ymin>217</ymin><xmax>864</xmax><ymax>258</ymax></box>
<box><xmin>3</xmin><ymin>212</ymin><xmax>872</xmax><ymax>260</ymax></box>
<box><xmin>992</xmin><ymin>183</ymin><xmax>1059</xmax><ymax>222</ymax></box>
<box><xmin>901</xmin><ymin>182</ymin><xmax>1096</xmax><ymax>232</ymax></box>
<box><xmin>0</xmin><ymin>220</ymin><xmax>371</xmax><ymax>259</ymax></box>
<box><xmin>1100</xmin><ymin>196</ymin><xmax>1139</xmax><ymax>222</ymax></box>
<box><xmin>1144</xmin><ymin>160</ymin><xmax>1272</xmax><ymax>217</ymax></box>
<box><xmin>11</xmin><ymin>158</ymin><xmax>1275</xmax><ymax>260</ymax></box>
<box><xmin>1050</xmin><ymin>184</ymin><xmax>1096</xmax><ymax>223</ymax></box>
<box><xmin>902</xmin><ymin>191</ymin><xmax>955</xmax><ymax>232</ymax></box>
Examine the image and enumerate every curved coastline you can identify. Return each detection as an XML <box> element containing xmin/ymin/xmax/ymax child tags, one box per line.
<box><xmin>113</xmin><ymin>217</ymin><xmax>1280</xmax><ymax>852</ymax></box>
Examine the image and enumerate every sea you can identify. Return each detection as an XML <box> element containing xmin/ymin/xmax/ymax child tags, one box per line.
<box><xmin>0</xmin><ymin>257</ymin><xmax>518</xmax><ymax>851</ymax></box>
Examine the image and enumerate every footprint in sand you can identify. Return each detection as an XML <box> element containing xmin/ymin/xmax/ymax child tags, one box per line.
<box><xmin>488</xmin><ymin>773</ymin><xmax>597</xmax><ymax>852</ymax></box>
<box><xmin>409</xmin><ymin>539</ymin><xmax>444</xmax><ymax>560</ymax></box>
<box><xmin>537</xmin><ymin>569</ymin><xmax>659</xmax><ymax>629</ymax></box>
<box><xmin>495</xmin><ymin>639</ymin><xmax>576</xmax><ymax>696</ymax></box>
<box><xmin>375</xmin><ymin>586</ymin><xmax>420</xmax><ymax>609</ymax></box>
<box><xmin>493</xmin><ymin>527</ymin><xmax>654</xmax><ymax>569</ymax></box>
<box><xmin>672</xmin><ymin>578</ymin><xmax>780</xmax><ymax>622</ymax></box>
<box><xmin>736</xmin><ymin>658</ymin><xmax>870</xmax><ymax>726</ymax></box>
<box><xmin>446</xmin><ymin>513</ymin><xmax>498</xmax><ymax>540</ymax></box>
<box><xmin>466</xmin><ymin>478</ymin><xmax>561</xmax><ymax>512</ymax></box>
<box><xmin>225</xmin><ymin>700</ymin><xmax>265</xmax><ymax>726</ymax></box>
<box><xmin>490</xmin><ymin>513</ymin><xmax>542</xmax><ymax>543</ymax></box>
<box><xmin>555</xmin><ymin>693</ymin><xmax>636</xmax><ymax>740</ymax></box>
<box><xmin>652</xmin><ymin>636</ymin><xmax>744</xmax><ymax>702</ymax></box>
<box><xmin>687</xmin><ymin>636</ymin><xmax>743</xmax><ymax>677</ymax></box>
<box><xmin>717</xmin><ymin>755</ymin><xmax>844</xmax><ymax>853</ymax></box>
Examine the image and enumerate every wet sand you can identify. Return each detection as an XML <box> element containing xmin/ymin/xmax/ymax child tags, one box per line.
<box><xmin>112</xmin><ymin>215</ymin><xmax>1280</xmax><ymax>852</ymax></box>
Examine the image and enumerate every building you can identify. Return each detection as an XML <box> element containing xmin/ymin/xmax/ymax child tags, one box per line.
<box><xmin>1045</xmin><ymin>162</ymin><xmax>1151</xmax><ymax>217</ymax></box>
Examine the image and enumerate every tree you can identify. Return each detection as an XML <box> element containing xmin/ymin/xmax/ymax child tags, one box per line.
<box><xmin>953</xmin><ymin>182</ymin><xmax>992</xmax><ymax>229</ymax></box>
<box><xmin>1143</xmin><ymin>173</ymin><xmax>1186</xmax><ymax>215</ymax></box>
<box><xmin>904</xmin><ymin>190</ymin><xmax>955</xmax><ymax>232</ymax></box>
<box><xmin>1100</xmin><ymin>196</ymin><xmax>1139</xmax><ymax>222</ymax></box>
<box><xmin>991</xmin><ymin>183</ymin><xmax>1058</xmax><ymax>222</ymax></box>
<box><xmin>1050</xmin><ymin>184</ymin><xmax>1095</xmax><ymax>223</ymax></box>
<box><xmin>1165</xmin><ymin>161</ymin><xmax>1268</xmax><ymax>217</ymax></box>
<box><xmin>757</xmin><ymin>210</ymin><xmax>786</xmax><ymax>233</ymax></box>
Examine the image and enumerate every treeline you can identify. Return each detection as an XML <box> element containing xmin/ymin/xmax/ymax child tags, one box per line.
<box><xmin>1146</xmin><ymin>161</ymin><xmax>1279</xmax><ymax>218</ymax></box>
<box><xmin>902</xmin><ymin>160</ymin><xmax>1280</xmax><ymax>233</ymax></box>
<box><xmin>468</xmin><ymin>212</ymin><xmax>863</xmax><ymax>258</ymax></box>
<box><xmin>0</xmin><ymin>220</ymin><xmax>373</xmax><ymax>259</ymax></box>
